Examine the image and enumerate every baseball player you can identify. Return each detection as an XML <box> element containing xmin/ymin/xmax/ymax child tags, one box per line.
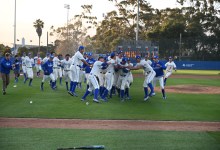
<box><xmin>151</xmin><ymin>56</ymin><xmax>167</xmax><ymax>99</ymax></box>
<box><xmin>125</xmin><ymin>58</ymin><xmax>133</xmax><ymax>99</ymax></box>
<box><xmin>34</xmin><ymin>53</ymin><xmax>42</xmax><ymax>77</ymax></box>
<box><xmin>24</xmin><ymin>53</ymin><xmax>34</xmax><ymax>86</ymax></box>
<box><xmin>13</xmin><ymin>55</ymin><xmax>21</xmax><ymax>83</ymax></box>
<box><xmin>61</xmin><ymin>54</ymin><xmax>72</xmax><ymax>91</ymax></box>
<box><xmin>81</xmin><ymin>56</ymin><xmax>108</xmax><ymax>103</ymax></box>
<box><xmin>68</xmin><ymin>46</ymin><xmax>90</xmax><ymax>97</ymax></box>
<box><xmin>164</xmin><ymin>56</ymin><xmax>177</xmax><ymax>86</ymax></box>
<box><xmin>116</xmin><ymin>57</ymin><xmax>131</xmax><ymax>101</ymax></box>
<box><xmin>130</xmin><ymin>55</ymin><xmax>156</xmax><ymax>101</ymax></box>
<box><xmin>98</xmin><ymin>56</ymin><xmax>108</xmax><ymax>97</ymax></box>
<box><xmin>42</xmin><ymin>53</ymin><xmax>50</xmax><ymax>64</ymax></box>
<box><xmin>0</xmin><ymin>53</ymin><xmax>13</xmax><ymax>95</ymax></box>
<box><xmin>41</xmin><ymin>55</ymin><xmax>56</xmax><ymax>90</ymax></box>
<box><xmin>111</xmin><ymin>50</ymin><xmax>123</xmax><ymax>97</ymax></box>
<box><xmin>78</xmin><ymin>52</ymin><xmax>87</xmax><ymax>89</ymax></box>
<box><xmin>101</xmin><ymin>52</ymin><xmax>116</xmax><ymax>101</ymax></box>
<box><xmin>57</xmin><ymin>54</ymin><xmax>63</xmax><ymax>85</ymax></box>
<box><xmin>145</xmin><ymin>54</ymin><xmax>152</xmax><ymax>65</ymax></box>
<box><xmin>51</xmin><ymin>52</ymin><xmax>60</xmax><ymax>86</ymax></box>
<box><xmin>83</xmin><ymin>52</ymin><xmax>96</xmax><ymax>90</ymax></box>
<box><xmin>21</xmin><ymin>52</ymin><xmax>27</xmax><ymax>81</ymax></box>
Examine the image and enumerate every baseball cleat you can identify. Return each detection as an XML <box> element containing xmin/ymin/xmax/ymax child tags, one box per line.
<box><xmin>81</xmin><ymin>98</ymin><xmax>86</xmax><ymax>101</ymax></box>
<box><xmin>3</xmin><ymin>91</ymin><xmax>6</xmax><ymax>95</ymax></box>
<box><xmin>163</xmin><ymin>96</ymin><xmax>167</xmax><ymax>100</ymax></box>
<box><xmin>72</xmin><ymin>92</ymin><xmax>78</xmax><ymax>97</ymax></box>
<box><xmin>149</xmin><ymin>92</ymin><xmax>156</xmax><ymax>97</ymax></box>
<box><xmin>93</xmin><ymin>99</ymin><xmax>100</xmax><ymax>103</ymax></box>
<box><xmin>144</xmin><ymin>96</ymin><xmax>149</xmax><ymax>101</ymax></box>
<box><xmin>101</xmin><ymin>98</ymin><xmax>108</xmax><ymax>102</ymax></box>
<box><xmin>68</xmin><ymin>91</ymin><xmax>74</xmax><ymax>96</ymax></box>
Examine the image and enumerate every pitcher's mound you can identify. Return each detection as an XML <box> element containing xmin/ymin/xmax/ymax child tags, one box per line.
<box><xmin>155</xmin><ymin>85</ymin><xmax>220</xmax><ymax>94</ymax></box>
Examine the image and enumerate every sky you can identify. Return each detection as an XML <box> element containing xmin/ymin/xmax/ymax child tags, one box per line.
<box><xmin>0</xmin><ymin>0</ymin><xmax>179</xmax><ymax>47</ymax></box>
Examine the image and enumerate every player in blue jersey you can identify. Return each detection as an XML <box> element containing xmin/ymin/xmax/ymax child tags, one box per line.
<box><xmin>1</xmin><ymin>53</ymin><xmax>13</xmax><ymax>95</ymax></box>
<box><xmin>151</xmin><ymin>56</ymin><xmax>167</xmax><ymax>99</ymax></box>
<box><xmin>41</xmin><ymin>55</ymin><xmax>57</xmax><ymax>91</ymax></box>
<box><xmin>13</xmin><ymin>55</ymin><xmax>21</xmax><ymax>83</ymax></box>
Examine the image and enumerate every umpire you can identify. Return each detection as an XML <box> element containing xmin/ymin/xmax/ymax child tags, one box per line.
<box><xmin>0</xmin><ymin>52</ymin><xmax>13</xmax><ymax>95</ymax></box>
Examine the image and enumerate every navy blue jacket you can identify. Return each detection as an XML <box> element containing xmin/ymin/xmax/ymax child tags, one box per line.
<box><xmin>0</xmin><ymin>58</ymin><xmax>12</xmax><ymax>74</ymax></box>
<box><xmin>151</xmin><ymin>61</ymin><xmax>166</xmax><ymax>77</ymax></box>
<box><xmin>83</xmin><ymin>58</ymin><xmax>96</xmax><ymax>73</ymax></box>
<box><xmin>42</xmin><ymin>60</ymin><xmax>53</xmax><ymax>75</ymax></box>
<box><xmin>13</xmin><ymin>59</ymin><xmax>20</xmax><ymax>71</ymax></box>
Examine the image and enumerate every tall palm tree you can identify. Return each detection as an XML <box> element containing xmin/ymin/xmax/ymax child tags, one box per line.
<box><xmin>33</xmin><ymin>19</ymin><xmax>44</xmax><ymax>53</ymax></box>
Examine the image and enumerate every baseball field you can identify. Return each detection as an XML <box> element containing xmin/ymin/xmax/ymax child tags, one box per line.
<box><xmin>0</xmin><ymin>70</ymin><xmax>220</xmax><ymax>150</ymax></box>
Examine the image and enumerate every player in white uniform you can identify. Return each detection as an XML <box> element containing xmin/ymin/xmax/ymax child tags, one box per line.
<box><xmin>111</xmin><ymin>50</ymin><xmax>123</xmax><ymax>97</ymax></box>
<box><xmin>98</xmin><ymin>56</ymin><xmax>108</xmax><ymax>97</ymax></box>
<box><xmin>52</xmin><ymin>53</ymin><xmax>60</xmax><ymax>86</ymax></box>
<box><xmin>117</xmin><ymin>57</ymin><xmax>130</xmax><ymax>101</ymax></box>
<box><xmin>78</xmin><ymin>52</ymin><xmax>87</xmax><ymax>89</ymax></box>
<box><xmin>125</xmin><ymin>58</ymin><xmax>133</xmax><ymax>99</ymax></box>
<box><xmin>24</xmin><ymin>53</ymin><xmax>34</xmax><ymax>86</ymax></box>
<box><xmin>42</xmin><ymin>53</ymin><xmax>50</xmax><ymax>64</ymax></box>
<box><xmin>61</xmin><ymin>54</ymin><xmax>72</xmax><ymax>91</ymax></box>
<box><xmin>81</xmin><ymin>57</ymin><xmax>108</xmax><ymax>103</ymax></box>
<box><xmin>21</xmin><ymin>52</ymin><xmax>27</xmax><ymax>81</ymax></box>
<box><xmin>164</xmin><ymin>56</ymin><xmax>177</xmax><ymax>86</ymax></box>
<box><xmin>57</xmin><ymin>54</ymin><xmax>63</xmax><ymax>85</ymax></box>
<box><xmin>34</xmin><ymin>53</ymin><xmax>42</xmax><ymax>77</ymax></box>
<box><xmin>68</xmin><ymin>46</ymin><xmax>90</xmax><ymax>97</ymax></box>
<box><xmin>130</xmin><ymin>55</ymin><xmax>156</xmax><ymax>101</ymax></box>
<box><xmin>101</xmin><ymin>52</ymin><xmax>116</xmax><ymax>101</ymax></box>
<box><xmin>145</xmin><ymin>54</ymin><xmax>152</xmax><ymax>65</ymax></box>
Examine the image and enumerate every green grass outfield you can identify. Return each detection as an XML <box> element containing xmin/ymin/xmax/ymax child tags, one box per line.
<box><xmin>0</xmin><ymin>72</ymin><xmax>220</xmax><ymax>121</ymax></box>
<box><xmin>132</xmin><ymin>69</ymin><xmax>220</xmax><ymax>75</ymax></box>
<box><xmin>0</xmin><ymin>70</ymin><xmax>220</xmax><ymax>150</ymax></box>
<box><xmin>0</xmin><ymin>128</ymin><xmax>220</xmax><ymax>150</ymax></box>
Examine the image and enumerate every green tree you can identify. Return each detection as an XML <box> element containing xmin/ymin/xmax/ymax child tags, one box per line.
<box><xmin>50</xmin><ymin>5</ymin><xmax>97</xmax><ymax>55</ymax></box>
<box><xmin>33</xmin><ymin>19</ymin><xmax>44</xmax><ymax>53</ymax></box>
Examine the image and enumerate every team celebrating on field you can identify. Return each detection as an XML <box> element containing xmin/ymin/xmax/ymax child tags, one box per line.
<box><xmin>0</xmin><ymin>46</ymin><xmax>177</xmax><ymax>103</ymax></box>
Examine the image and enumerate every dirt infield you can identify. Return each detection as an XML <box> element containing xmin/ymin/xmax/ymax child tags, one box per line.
<box><xmin>133</xmin><ymin>74</ymin><xmax>220</xmax><ymax>79</ymax></box>
<box><xmin>0</xmin><ymin>118</ymin><xmax>220</xmax><ymax>131</ymax></box>
<box><xmin>155</xmin><ymin>85</ymin><xmax>220</xmax><ymax>94</ymax></box>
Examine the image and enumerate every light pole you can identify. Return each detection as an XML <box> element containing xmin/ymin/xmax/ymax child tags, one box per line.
<box><xmin>136</xmin><ymin>0</ymin><xmax>140</xmax><ymax>47</ymax></box>
<box><xmin>14</xmin><ymin>0</ymin><xmax>16</xmax><ymax>54</ymax></box>
<box><xmin>179</xmin><ymin>33</ymin><xmax>182</xmax><ymax>61</ymax></box>
<box><xmin>64</xmin><ymin>4</ymin><xmax>70</xmax><ymax>42</ymax></box>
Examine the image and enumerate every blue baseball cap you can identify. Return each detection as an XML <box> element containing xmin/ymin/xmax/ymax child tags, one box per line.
<box><xmin>153</xmin><ymin>56</ymin><xmax>159</xmax><ymax>59</ymax></box>
<box><xmin>110</xmin><ymin>52</ymin><xmax>115</xmax><ymax>57</ymax></box>
<box><xmin>101</xmin><ymin>62</ymin><xmax>108</xmax><ymax>69</ymax></box>
<box><xmin>135</xmin><ymin>55</ymin><xmax>141</xmax><ymax>59</ymax></box>
<box><xmin>78</xmin><ymin>46</ymin><xmax>85</xmax><ymax>51</ymax></box>
<box><xmin>118</xmin><ymin>50</ymin><xmax>123</xmax><ymax>54</ymax></box>
<box><xmin>46</xmin><ymin>53</ymin><xmax>50</xmax><ymax>56</ymax></box>
<box><xmin>50</xmin><ymin>54</ymin><xmax>54</xmax><ymax>58</ymax></box>
<box><xmin>169</xmin><ymin>56</ymin><xmax>172</xmax><ymax>59</ymax></box>
<box><xmin>88</xmin><ymin>52</ymin><xmax>92</xmax><ymax>56</ymax></box>
<box><xmin>122</xmin><ymin>57</ymin><xmax>127</xmax><ymax>62</ymax></box>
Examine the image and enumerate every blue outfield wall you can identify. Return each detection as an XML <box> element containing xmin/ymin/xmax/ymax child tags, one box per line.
<box><xmin>161</xmin><ymin>61</ymin><xmax>220</xmax><ymax>70</ymax></box>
